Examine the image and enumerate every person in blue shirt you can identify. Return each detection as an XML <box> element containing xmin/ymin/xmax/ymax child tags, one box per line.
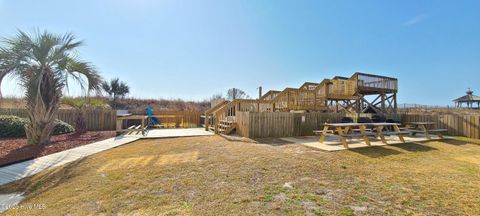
<box><xmin>146</xmin><ymin>103</ymin><xmax>160</xmax><ymax>126</ymax></box>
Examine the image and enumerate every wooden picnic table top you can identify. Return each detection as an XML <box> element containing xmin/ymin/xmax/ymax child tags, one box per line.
<box><xmin>322</xmin><ymin>123</ymin><xmax>361</xmax><ymax>127</ymax></box>
<box><xmin>117</xmin><ymin>115</ymin><xmax>148</xmax><ymax>120</ymax></box>
<box><xmin>406</xmin><ymin>122</ymin><xmax>435</xmax><ymax>125</ymax></box>
<box><xmin>118</xmin><ymin>114</ymin><xmax>185</xmax><ymax>120</ymax></box>
<box><xmin>322</xmin><ymin>122</ymin><xmax>400</xmax><ymax>127</ymax></box>
<box><xmin>148</xmin><ymin>114</ymin><xmax>185</xmax><ymax>118</ymax></box>
<box><xmin>368</xmin><ymin>122</ymin><xmax>401</xmax><ymax>126</ymax></box>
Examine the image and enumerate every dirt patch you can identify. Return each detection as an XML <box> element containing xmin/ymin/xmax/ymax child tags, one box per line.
<box><xmin>0</xmin><ymin>131</ymin><xmax>116</xmax><ymax>167</ymax></box>
<box><xmin>254</xmin><ymin>137</ymin><xmax>295</xmax><ymax>146</ymax></box>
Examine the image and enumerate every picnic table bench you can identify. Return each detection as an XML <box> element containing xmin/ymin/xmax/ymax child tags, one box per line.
<box><xmin>406</xmin><ymin>122</ymin><xmax>448</xmax><ymax>139</ymax></box>
<box><xmin>146</xmin><ymin>114</ymin><xmax>185</xmax><ymax>128</ymax></box>
<box><xmin>116</xmin><ymin>115</ymin><xmax>148</xmax><ymax>135</ymax></box>
<box><xmin>116</xmin><ymin>114</ymin><xmax>186</xmax><ymax>136</ymax></box>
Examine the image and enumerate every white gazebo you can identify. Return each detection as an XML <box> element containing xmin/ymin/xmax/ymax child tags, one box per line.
<box><xmin>453</xmin><ymin>89</ymin><xmax>480</xmax><ymax>109</ymax></box>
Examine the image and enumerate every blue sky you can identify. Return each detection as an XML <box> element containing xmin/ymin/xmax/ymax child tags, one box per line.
<box><xmin>1</xmin><ymin>0</ymin><xmax>479</xmax><ymax>105</ymax></box>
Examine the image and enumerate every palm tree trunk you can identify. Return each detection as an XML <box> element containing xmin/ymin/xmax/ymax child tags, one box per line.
<box><xmin>24</xmin><ymin>97</ymin><xmax>58</xmax><ymax>145</ymax></box>
<box><xmin>24</xmin><ymin>70</ymin><xmax>61</xmax><ymax>145</ymax></box>
<box><xmin>25</xmin><ymin>117</ymin><xmax>56</xmax><ymax>145</ymax></box>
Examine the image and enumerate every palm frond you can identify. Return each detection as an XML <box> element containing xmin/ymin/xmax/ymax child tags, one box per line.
<box><xmin>65</xmin><ymin>57</ymin><xmax>103</xmax><ymax>92</ymax></box>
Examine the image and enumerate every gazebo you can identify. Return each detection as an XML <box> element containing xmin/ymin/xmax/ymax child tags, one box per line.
<box><xmin>453</xmin><ymin>89</ymin><xmax>480</xmax><ymax>108</ymax></box>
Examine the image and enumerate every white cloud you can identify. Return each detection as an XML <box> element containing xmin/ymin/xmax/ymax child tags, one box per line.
<box><xmin>402</xmin><ymin>14</ymin><xmax>428</xmax><ymax>26</ymax></box>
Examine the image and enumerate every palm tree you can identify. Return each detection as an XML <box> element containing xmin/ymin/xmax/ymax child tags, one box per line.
<box><xmin>102</xmin><ymin>78</ymin><xmax>129</xmax><ymax>108</ymax></box>
<box><xmin>0</xmin><ymin>30</ymin><xmax>102</xmax><ymax>145</ymax></box>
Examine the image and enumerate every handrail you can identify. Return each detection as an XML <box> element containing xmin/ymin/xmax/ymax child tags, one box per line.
<box><xmin>205</xmin><ymin>100</ymin><xmax>229</xmax><ymax>115</ymax></box>
<box><xmin>208</xmin><ymin>99</ymin><xmax>274</xmax><ymax>133</ymax></box>
<box><xmin>260</xmin><ymin>90</ymin><xmax>281</xmax><ymax>101</ymax></box>
<box><xmin>205</xmin><ymin>101</ymin><xmax>229</xmax><ymax>131</ymax></box>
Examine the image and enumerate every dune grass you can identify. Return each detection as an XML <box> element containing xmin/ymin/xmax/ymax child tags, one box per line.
<box><xmin>1</xmin><ymin>136</ymin><xmax>479</xmax><ymax>215</ymax></box>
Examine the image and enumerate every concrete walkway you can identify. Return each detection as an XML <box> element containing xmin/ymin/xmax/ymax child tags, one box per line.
<box><xmin>0</xmin><ymin>193</ymin><xmax>25</xmax><ymax>212</ymax></box>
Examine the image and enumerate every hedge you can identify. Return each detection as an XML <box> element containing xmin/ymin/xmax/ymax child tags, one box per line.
<box><xmin>0</xmin><ymin>115</ymin><xmax>75</xmax><ymax>138</ymax></box>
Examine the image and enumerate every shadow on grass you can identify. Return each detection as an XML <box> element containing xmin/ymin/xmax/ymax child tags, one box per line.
<box><xmin>254</xmin><ymin>138</ymin><xmax>296</xmax><ymax>146</ymax></box>
<box><xmin>348</xmin><ymin>146</ymin><xmax>403</xmax><ymax>158</ymax></box>
<box><xmin>393</xmin><ymin>142</ymin><xmax>437</xmax><ymax>152</ymax></box>
<box><xmin>349</xmin><ymin>141</ymin><xmax>439</xmax><ymax>158</ymax></box>
<box><xmin>442</xmin><ymin>138</ymin><xmax>480</xmax><ymax>146</ymax></box>
<box><xmin>0</xmin><ymin>158</ymin><xmax>86</xmax><ymax>196</ymax></box>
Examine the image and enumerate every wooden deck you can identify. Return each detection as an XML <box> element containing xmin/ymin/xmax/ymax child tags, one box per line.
<box><xmin>205</xmin><ymin>72</ymin><xmax>399</xmax><ymax>135</ymax></box>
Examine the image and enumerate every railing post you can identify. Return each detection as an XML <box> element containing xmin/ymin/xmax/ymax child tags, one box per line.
<box><xmin>116</xmin><ymin>117</ymin><xmax>123</xmax><ymax>133</ymax></box>
<box><xmin>205</xmin><ymin>113</ymin><xmax>209</xmax><ymax>131</ymax></box>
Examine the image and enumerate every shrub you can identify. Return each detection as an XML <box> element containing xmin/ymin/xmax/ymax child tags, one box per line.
<box><xmin>73</xmin><ymin>111</ymin><xmax>87</xmax><ymax>134</ymax></box>
<box><xmin>53</xmin><ymin>119</ymin><xmax>76</xmax><ymax>135</ymax></box>
<box><xmin>0</xmin><ymin>115</ymin><xmax>29</xmax><ymax>138</ymax></box>
<box><xmin>0</xmin><ymin>115</ymin><xmax>75</xmax><ymax>138</ymax></box>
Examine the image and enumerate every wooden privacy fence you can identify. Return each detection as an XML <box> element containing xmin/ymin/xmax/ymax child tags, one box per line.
<box><xmin>401</xmin><ymin>114</ymin><xmax>480</xmax><ymax>139</ymax></box>
<box><xmin>236</xmin><ymin>112</ymin><xmax>345</xmax><ymax>138</ymax></box>
<box><xmin>237</xmin><ymin>112</ymin><xmax>480</xmax><ymax>139</ymax></box>
<box><xmin>0</xmin><ymin>108</ymin><xmax>117</xmax><ymax>131</ymax></box>
<box><xmin>1</xmin><ymin>108</ymin><xmax>203</xmax><ymax>130</ymax></box>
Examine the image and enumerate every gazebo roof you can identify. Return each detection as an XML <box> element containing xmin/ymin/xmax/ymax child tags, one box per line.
<box><xmin>453</xmin><ymin>89</ymin><xmax>480</xmax><ymax>102</ymax></box>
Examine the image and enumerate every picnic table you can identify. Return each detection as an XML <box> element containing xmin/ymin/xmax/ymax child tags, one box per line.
<box><xmin>116</xmin><ymin>114</ymin><xmax>186</xmax><ymax>135</ymax></box>
<box><xmin>406</xmin><ymin>122</ymin><xmax>447</xmax><ymax>139</ymax></box>
<box><xmin>116</xmin><ymin>115</ymin><xmax>148</xmax><ymax>135</ymax></box>
<box><xmin>147</xmin><ymin>114</ymin><xmax>185</xmax><ymax>128</ymax></box>
<box><xmin>314</xmin><ymin>122</ymin><xmax>407</xmax><ymax>148</ymax></box>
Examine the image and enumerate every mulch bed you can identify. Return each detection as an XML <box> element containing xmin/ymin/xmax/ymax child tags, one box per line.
<box><xmin>0</xmin><ymin>131</ymin><xmax>116</xmax><ymax>167</ymax></box>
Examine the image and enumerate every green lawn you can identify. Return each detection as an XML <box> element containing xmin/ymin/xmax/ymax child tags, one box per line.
<box><xmin>1</xmin><ymin>136</ymin><xmax>479</xmax><ymax>215</ymax></box>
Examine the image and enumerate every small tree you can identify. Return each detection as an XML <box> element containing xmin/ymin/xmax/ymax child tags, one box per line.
<box><xmin>0</xmin><ymin>30</ymin><xmax>102</xmax><ymax>145</ymax></box>
<box><xmin>227</xmin><ymin>88</ymin><xmax>249</xmax><ymax>100</ymax></box>
<box><xmin>62</xmin><ymin>98</ymin><xmax>87</xmax><ymax>134</ymax></box>
<box><xmin>102</xmin><ymin>78</ymin><xmax>129</xmax><ymax>108</ymax></box>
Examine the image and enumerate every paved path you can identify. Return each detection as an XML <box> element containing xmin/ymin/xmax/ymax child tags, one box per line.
<box><xmin>0</xmin><ymin>193</ymin><xmax>24</xmax><ymax>212</ymax></box>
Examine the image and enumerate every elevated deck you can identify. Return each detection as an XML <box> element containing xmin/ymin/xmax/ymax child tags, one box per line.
<box><xmin>206</xmin><ymin>72</ymin><xmax>399</xmax><ymax>134</ymax></box>
<box><xmin>353</xmin><ymin>72</ymin><xmax>398</xmax><ymax>95</ymax></box>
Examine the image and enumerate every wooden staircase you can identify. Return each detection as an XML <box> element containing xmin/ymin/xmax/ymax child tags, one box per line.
<box><xmin>216</xmin><ymin>119</ymin><xmax>236</xmax><ymax>135</ymax></box>
<box><xmin>205</xmin><ymin>99</ymin><xmax>261</xmax><ymax>135</ymax></box>
<box><xmin>205</xmin><ymin>101</ymin><xmax>235</xmax><ymax>134</ymax></box>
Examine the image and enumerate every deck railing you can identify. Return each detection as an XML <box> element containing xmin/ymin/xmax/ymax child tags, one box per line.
<box><xmin>270</xmin><ymin>88</ymin><xmax>326</xmax><ymax>111</ymax></box>
<box><xmin>205</xmin><ymin>99</ymin><xmax>271</xmax><ymax>132</ymax></box>
<box><xmin>353</xmin><ymin>73</ymin><xmax>398</xmax><ymax>93</ymax></box>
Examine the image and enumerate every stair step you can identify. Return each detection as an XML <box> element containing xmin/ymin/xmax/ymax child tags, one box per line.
<box><xmin>220</xmin><ymin>121</ymin><xmax>235</xmax><ymax>124</ymax></box>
